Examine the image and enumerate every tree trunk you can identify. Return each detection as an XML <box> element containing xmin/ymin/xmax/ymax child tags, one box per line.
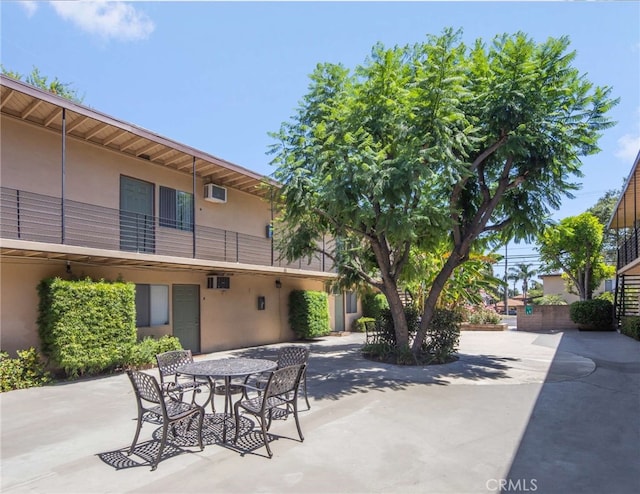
<box><xmin>412</xmin><ymin>252</ymin><xmax>462</xmax><ymax>353</ymax></box>
<box><xmin>382</xmin><ymin>279</ymin><xmax>410</xmax><ymax>349</ymax></box>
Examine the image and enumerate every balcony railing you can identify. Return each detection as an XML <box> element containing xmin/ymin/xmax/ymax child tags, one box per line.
<box><xmin>617</xmin><ymin>227</ymin><xmax>640</xmax><ymax>270</ymax></box>
<box><xmin>0</xmin><ymin>187</ymin><xmax>333</xmax><ymax>273</ymax></box>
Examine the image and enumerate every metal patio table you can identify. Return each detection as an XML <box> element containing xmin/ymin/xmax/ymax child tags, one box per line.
<box><xmin>177</xmin><ymin>358</ymin><xmax>277</xmax><ymax>442</ymax></box>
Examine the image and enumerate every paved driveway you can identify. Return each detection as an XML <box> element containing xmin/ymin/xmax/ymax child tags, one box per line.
<box><xmin>1</xmin><ymin>329</ymin><xmax>639</xmax><ymax>494</ymax></box>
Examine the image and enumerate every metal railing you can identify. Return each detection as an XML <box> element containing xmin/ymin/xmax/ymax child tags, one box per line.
<box><xmin>617</xmin><ymin>228</ymin><xmax>640</xmax><ymax>269</ymax></box>
<box><xmin>0</xmin><ymin>187</ymin><xmax>333</xmax><ymax>273</ymax></box>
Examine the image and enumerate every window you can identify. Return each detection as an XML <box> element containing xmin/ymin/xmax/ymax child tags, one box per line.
<box><xmin>346</xmin><ymin>291</ymin><xmax>358</xmax><ymax>314</ymax></box>
<box><xmin>159</xmin><ymin>186</ymin><xmax>193</xmax><ymax>231</ymax></box>
<box><xmin>135</xmin><ymin>284</ymin><xmax>169</xmax><ymax>327</ymax></box>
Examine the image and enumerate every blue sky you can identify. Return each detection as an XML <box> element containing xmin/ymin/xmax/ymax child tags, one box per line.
<box><xmin>2</xmin><ymin>0</ymin><xmax>639</xmax><ymax>278</ymax></box>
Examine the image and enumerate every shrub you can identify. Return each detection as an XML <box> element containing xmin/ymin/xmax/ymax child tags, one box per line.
<box><xmin>377</xmin><ymin>306</ymin><xmax>421</xmax><ymax>346</ymax></box>
<box><xmin>361</xmin><ymin>292</ymin><xmax>389</xmax><ymax>319</ymax></box>
<box><xmin>124</xmin><ymin>335</ymin><xmax>183</xmax><ymax>369</ymax></box>
<box><xmin>351</xmin><ymin>317</ymin><xmax>376</xmax><ymax>333</ymax></box>
<box><xmin>37</xmin><ymin>277</ymin><xmax>137</xmax><ymax>377</ymax></box>
<box><xmin>422</xmin><ymin>308</ymin><xmax>462</xmax><ymax>364</ymax></box>
<box><xmin>569</xmin><ymin>299</ymin><xmax>614</xmax><ymax>331</ymax></box>
<box><xmin>620</xmin><ymin>316</ymin><xmax>640</xmax><ymax>341</ymax></box>
<box><xmin>596</xmin><ymin>291</ymin><xmax>614</xmax><ymax>303</ymax></box>
<box><xmin>0</xmin><ymin>347</ymin><xmax>51</xmax><ymax>392</ymax></box>
<box><xmin>465</xmin><ymin>305</ymin><xmax>501</xmax><ymax>324</ymax></box>
<box><xmin>533</xmin><ymin>295</ymin><xmax>568</xmax><ymax>305</ymax></box>
<box><xmin>289</xmin><ymin>290</ymin><xmax>331</xmax><ymax>339</ymax></box>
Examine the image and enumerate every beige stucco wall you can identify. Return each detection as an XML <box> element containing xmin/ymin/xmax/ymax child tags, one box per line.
<box><xmin>541</xmin><ymin>274</ymin><xmax>611</xmax><ymax>304</ymax></box>
<box><xmin>1</xmin><ymin>116</ymin><xmax>271</xmax><ymax>237</ymax></box>
<box><xmin>0</xmin><ymin>257</ymin><xmax>334</xmax><ymax>355</ymax></box>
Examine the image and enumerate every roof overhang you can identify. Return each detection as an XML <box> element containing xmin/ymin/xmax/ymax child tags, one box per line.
<box><xmin>0</xmin><ymin>75</ymin><xmax>279</xmax><ymax>199</ymax></box>
<box><xmin>608</xmin><ymin>149</ymin><xmax>640</xmax><ymax>230</ymax></box>
<box><xmin>0</xmin><ymin>238</ymin><xmax>336</xmax><ymax>280</ymax></box>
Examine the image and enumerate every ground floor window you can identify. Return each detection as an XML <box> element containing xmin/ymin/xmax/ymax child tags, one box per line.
<box><xmin>135</xmin><ymin>284</ymin><xmax>169</xmax><ymax>327</ymax></box>
<box><xmin>346</xmin><ymin>291</ymin><xmax>358</xmax><ymax>314</ymax></box>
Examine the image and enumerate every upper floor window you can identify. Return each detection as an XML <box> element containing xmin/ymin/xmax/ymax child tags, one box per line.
<box><xmin>159</xmin><ymin>186</ymin><xmax>193</xmax><ymax>232</ymax></box>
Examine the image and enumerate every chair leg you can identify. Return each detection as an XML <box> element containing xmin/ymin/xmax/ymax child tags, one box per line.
<box><xmin>292</xmin><ymin>399</ymin><xmax>304</xmax><ymax>442</ymax></box>
<box><xmin>259</xmin><ymin>415</ymin><xmax>273</xmax><ymax>458</ymax></box>
<box><xmin>153</xmin><ymin>423</ymin><xmax>169</xmax><ymax>471</ymax></box>
<box><xmin>128</xmin><ymin>413</ymin><xmax>143</xmax><ymax>455</ymax></box>
<box><xmin>302</xmin><ymin>376</ymin><xmax>311</xmax><ymax>410</ymax></box>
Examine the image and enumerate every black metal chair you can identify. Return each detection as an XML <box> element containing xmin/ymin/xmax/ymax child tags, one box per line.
<box><xmin>233</xmin><ymin>364</ymin><xmax>306</xmax><ymax>458</ymax></box>
<box><xmin>156</xmin><ymin>350</ymin><xmax>211</xmax><ymax>408</ymax></box>
<box><xmin>126</xmin><ymin>370</ymin><xmax>204</xmax><ymax>470</ymax></box>
<box><xmin>245</xmin><ymin>346</ymin><xmax>311</xmax><ymax>410</ymax></box>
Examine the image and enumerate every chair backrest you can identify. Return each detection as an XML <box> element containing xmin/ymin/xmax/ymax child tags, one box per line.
<box><xmin>277</xmin><ymin>346</ymin><xmax>309</xmax><ymax>369</ymax></box>
<box><xmin>127</xmin><ymin>369</ymin><xmax>163</xmax><ymax>406</ymax></box>
<box><xmin>265</xmin><ymin>364</ymin><xmax>305</xmax><ymax>400</ymax></box>
<box><xmin>156</xmin><ymin>350</ymin><xmax>193</xmax><ymax>383</ymax></box>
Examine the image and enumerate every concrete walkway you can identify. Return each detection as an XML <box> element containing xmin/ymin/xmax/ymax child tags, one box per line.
<box><xmin>1</xmin><ymin>329</ymin><xmax>639</xmax><ymax>494</ymax></box>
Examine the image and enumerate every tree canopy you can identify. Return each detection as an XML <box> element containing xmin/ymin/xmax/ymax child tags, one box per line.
<box><xmin>537</xmin><ymin>213</ymin><xmax>614</xmax><ymax>300</ymax></box>
<box><xmin>1</xmin><ymin>66</ymin><xmax>83</xmax><ymax>103</ymax></box>
<box><xmin>270</xmin><ymin>29</ymin><xmax>617</xmax><ymax>353</ymax></box>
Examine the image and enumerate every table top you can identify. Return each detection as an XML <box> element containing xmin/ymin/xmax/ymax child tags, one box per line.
<box><xmin>177</xmin><ymin>357</ymin><xmax>277</xmax><ymax>378</ymax></box>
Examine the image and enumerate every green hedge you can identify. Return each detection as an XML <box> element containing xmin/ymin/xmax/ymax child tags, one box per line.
<box><xmin>351</xmin><ymin>317</ymin><xmax>376</xmax><ymax>333</ymax></box>
<box><xmin>37</xmin><ymin>277</ymin><xmax>137</xmax><ymax>377</ymax></box>
<box><xmin>569</xmin><ymin>299</ymin><xmax>614</xmax><ymax>331</ymax></box>
<box><xmin>620</xmin><ymin>316</ymin><xmax>640</xmax><ymax>341</ymax></box>
<box><xmin>288</xmin><ymin>290</ymin><xmax>331</xmax><ymax>339</ymax></box>
<box><xmin>361</xmin><ymin>292</ymin><xmax>389</xmax><ymax>320</ymax></box>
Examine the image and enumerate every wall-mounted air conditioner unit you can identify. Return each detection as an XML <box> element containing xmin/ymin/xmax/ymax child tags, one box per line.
<box><xmin>206</xmin><ymin>275</ymin><xmax>231</xmax><ymax>290</ymax></box>
<box><xmin>204</xmin><ymin>183</ymin><xmax>227</xmax><ymax>203</ymax></box>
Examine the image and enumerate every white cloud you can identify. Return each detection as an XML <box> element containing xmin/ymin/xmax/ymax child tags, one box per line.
<box><xmin>19</xmin><ymin>1</ymin><xmax>38</xmax><ymax>17</ymax></box>
<box><xmin>49</xmin><ymin>1</ymin><xmax>155</xmax><ymax>41</ymax></box>
<box><xmin>616</xmin><ymin>133</ymin><xmax>640</xmax><ymax>162</ymax></box>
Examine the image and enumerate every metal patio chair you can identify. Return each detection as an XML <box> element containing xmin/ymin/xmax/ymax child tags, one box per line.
<box><xmin>245</xmin><ymin>346</ymin><xmax>311</xmax><ymax>410</ymax></box>
<box><xmin>156</xmin><ymin>350</ymin><xmax>211</xmax><ymax>408</ymax></box>
<box><xmin>126</xmin><ymin>370</ymin><xmax>204</xmax><ymax>471</ymax></box>
<box><xmin>233</xmin><ymin>364</ymin><xmax>306</xmax><ymax>458</ymax></box>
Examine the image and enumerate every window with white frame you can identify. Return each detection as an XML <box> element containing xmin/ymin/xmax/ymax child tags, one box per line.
<box><xmin>135</xmin><ymin>284</ymin><xmax>169</xmax><ymax>327</ymax></box>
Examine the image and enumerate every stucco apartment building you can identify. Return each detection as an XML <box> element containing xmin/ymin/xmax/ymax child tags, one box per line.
<box><xmin>609</xmin><ymin>149</ymin><xmax>640</xmax><ymax>319</ymax></box>
<box><xmin>0</xmin><ymin>75</ymin><xmax>360</xmax><ymax>356</ymax></box>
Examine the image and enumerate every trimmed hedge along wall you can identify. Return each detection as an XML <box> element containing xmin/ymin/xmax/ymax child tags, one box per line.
<box><xmin>38</xmin><ymin>277</ymin><xmax>137</xmax><ymax>377</ymax></box>
<box><xmin>289</xmin><ymin>290</ymin><xmax>331</xmax><ymax>339</ymax></box>
<box><xmin>621</xmin><ymin>316</ymin><xmax>640</xmax><ymax>341</ymax></box>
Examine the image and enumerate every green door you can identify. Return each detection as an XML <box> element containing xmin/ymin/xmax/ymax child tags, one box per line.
<box><xmin>334</xmin><ymin>292</ymin><xmax>345</xmax><ymax>332</ymax></box>
<box><xmin>120</xmin><ymin>176</ymin><xmax>155</xmax><ymax>253</ymax></box>
<box><xmin>173</xmin><ymin>284</ymin><xmax>200</xmax><ymax>353</ymax></box>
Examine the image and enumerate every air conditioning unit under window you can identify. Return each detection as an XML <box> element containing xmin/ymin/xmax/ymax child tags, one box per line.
<box><xmin>204</xmin><ymin>183</ymin><xmax>227</xmax><ymax>203</ymax></box>
<box><xmin>207</xmin><ymin>275</ymin><xmax>230</xmax><ymax>290</ymax></box>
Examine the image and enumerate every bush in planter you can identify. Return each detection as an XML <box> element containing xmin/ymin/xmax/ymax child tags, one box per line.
<box><xmin>124</xmin><ymin>335</ymin><xmax>184</xmax><ymax>369</ymax></box>
<box><xmin>0</xmin><ymin>347</ymin><xmax>51</xmax><ymax>392</ymax></box>
<box><xmin>465</xmin><ymin>305</ymin><xmax>502</xmax><ymax>325</ymax></box>
<box><xmin>289</xmin><ymin>290</ymin><xmax>331</xmax><ymax>339</ymax></box>
<box><xmin>569</xmin><ymin>299</ymin><xmax>614</xmax><ymax>331</ymax></box>
<box><xmin>422</xmin><ymin>308</ymin><xmax>462</xmax><ymax>363</ymax></box>
<box><xmin>351</xmin><ymin>317</ymin><xmax>376</xmax><ymax>333</ymax></box>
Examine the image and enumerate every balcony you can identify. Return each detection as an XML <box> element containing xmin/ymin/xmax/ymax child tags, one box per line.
<box><xmin>617</xmin><ymin>227</ymin><xmax>640</xmax><ymax>270</ymax></box>
<box><xmin>0</xmin><ymin>187</ymin><xmax>332</xmax><ymax>273</ymax></box>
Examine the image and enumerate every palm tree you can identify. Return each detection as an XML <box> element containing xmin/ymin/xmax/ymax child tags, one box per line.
<box><xmin>509</xmin><ymin>263</ymin><xmax>538</xmax><ymax>303</ymax></box>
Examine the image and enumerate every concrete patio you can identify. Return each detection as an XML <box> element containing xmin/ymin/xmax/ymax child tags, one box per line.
<box><xmin>1</xmin><ymin>329</ymin><xmax>639</xmax><ymax>494</ymax></box>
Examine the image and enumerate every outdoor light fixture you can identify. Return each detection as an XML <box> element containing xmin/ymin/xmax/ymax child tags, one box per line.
<box><xmin>275</xmin><ymin>279</ymin><xmax>282</xmax><ymax>289</ymax></box>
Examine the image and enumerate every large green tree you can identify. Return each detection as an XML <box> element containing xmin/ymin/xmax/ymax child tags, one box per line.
<box><xmin>538</xmin><ymin>213</ymin><xmax>615</xmax><ymax>300</ymax></box>
<box><xmin>586</xmin><ymin>188</ymin><xmax>621</xmax><ymax>264</ymax></box>
<box><xmin>270</xmin><ymin>29</ymin><xmax>617</xmax><ymax>354</ymax></box>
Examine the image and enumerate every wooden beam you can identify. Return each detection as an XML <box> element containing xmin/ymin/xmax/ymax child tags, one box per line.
<box><xmin>66</xmin><ymin>116</ymin><xmax>89</xmax><ymax>133</ymax></box>
<box><xmin>43</xmin><ymin>107</ymin><xmax>63</xmax><ymax>127</ymax></box>
<box><xmin>119</xmin><ymin>135</ymin><xmax>144</xmax><ymax>152</ymax></box>
<box><xmin>0</xmin><ymin>89</ymin><xmax>15</xmax><ymax>109</ymax></box>
<box><xmin>20</xmin><ymin>99</ymin><xmax>42</xmax><ymax>119</ymax></box>
<box><xmin>135</xmin><ymin>140</ymin><xmax>160</xmax><ymax>156</ymax></box>
<box><xmin>102</xmin><ymin>129</ymin><xmax>127</xmax><ymax>146</ymax></box>
<box><xmin>83</xmin><ymin>122</ymin><xmax>109</xmax><ymax>140</ymax></box>
<box><xmin>150</xmin><ymin>147</ymin><xmax>174</xmax><ymax>161</ymax></box>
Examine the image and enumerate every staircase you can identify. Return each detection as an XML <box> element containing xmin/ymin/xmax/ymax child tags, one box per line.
<box><xmin>614</xmin><ymin>274</ymin><xmax>640</xmax><ymax>320</ymax></box>
<box><xmin>398</xmin><ymin>289</ymin><xmax>414</xmax><ymax>307</ymax></box>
